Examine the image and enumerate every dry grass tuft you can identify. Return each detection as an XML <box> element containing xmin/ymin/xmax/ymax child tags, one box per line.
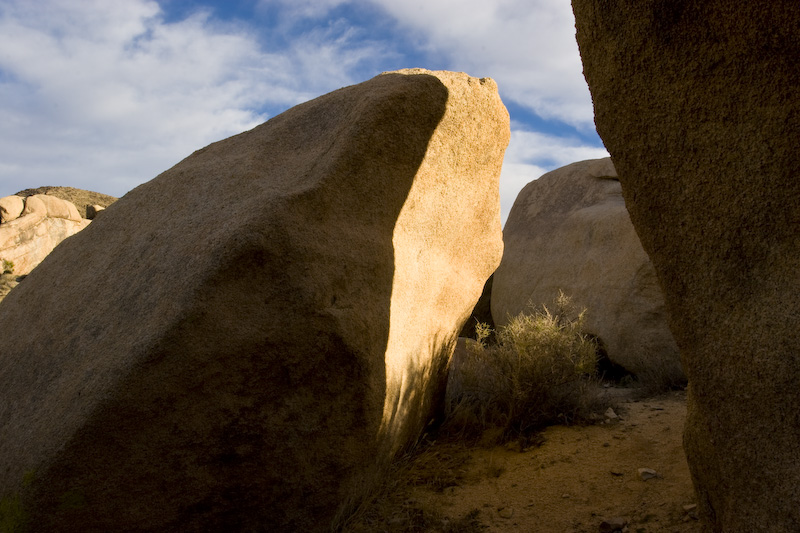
<box><xmin>443</xmin><ymin>291</ymin><xmax>608</xmax><ymax>445</ymax></box>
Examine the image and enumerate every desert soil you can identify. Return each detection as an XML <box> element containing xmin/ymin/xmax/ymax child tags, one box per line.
<box><xmin>346</xmin><ymin>390</ymin><xmax>700</xmax><ymax>533</ymax></box>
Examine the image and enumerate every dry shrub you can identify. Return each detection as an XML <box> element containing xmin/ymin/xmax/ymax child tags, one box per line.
<box><xmin>444</xmin><ymin>292</ymin><xmax>604</xmax><ymax>443</ymax></box>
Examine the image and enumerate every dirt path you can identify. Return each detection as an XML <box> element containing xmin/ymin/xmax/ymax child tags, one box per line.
<box><xmin>346</xmin><ymin>390</ymin><xmax>700</xmax><ymax>533</ymax></box>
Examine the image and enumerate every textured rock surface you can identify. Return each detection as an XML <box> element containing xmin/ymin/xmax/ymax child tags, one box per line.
<box><xmin>0</xmin><ymin>69</ymin><xmax>507</xmax><ymax>532</ymax></box>
<box><xmin>0</xmin><ymin>195</ymin><xmax>90</xmax><ymax>277</ymax></box>
<box><xmin>492</xmin><ymin>158</ymin><xmax>679</xmax><ymax>377</ymax></box>
<box><xmin>573</xmin><ymin>1</ymin><xmax>800</xmax><ymax>530</ymax></box>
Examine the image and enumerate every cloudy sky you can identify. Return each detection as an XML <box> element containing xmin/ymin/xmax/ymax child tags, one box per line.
<box><xmin>0</xmin><ymin>0</ymin><xmax>608</xmax><ymax>223</ymax></box>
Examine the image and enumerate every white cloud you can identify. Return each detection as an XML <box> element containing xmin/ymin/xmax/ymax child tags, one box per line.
<box><xmin>499</xmin><ymin>128</ymin><xmax>609</xmax><ymax>224</ymax></box>
<box><xmin>0</xmin><ymin>0</ymin><xmax>605</xmax><ymax>216</ymax></box>
<box><xmin>0</xmin><ymin>0</ymin><xmax>379</xmax><ymax>197</ymax></box>
<box><xmin>505</xmin><ymin>128</ymin><xmax>610</xmax><ymax>168</ymax></box>
<box><xmin>362</xmin><ymin>0</ymin><xmax>594</xmax><ymax>129</ymax></box>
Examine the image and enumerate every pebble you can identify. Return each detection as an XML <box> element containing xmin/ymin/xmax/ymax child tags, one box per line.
<box><xmin>605</xmin><ymin>407</ymin><xmax>619</xmax><ymax>420</ymax></box>
<box><xmin>638</xmin><ymin>467</ymin><xmax>658</xmax><ymax>481</ymax></box>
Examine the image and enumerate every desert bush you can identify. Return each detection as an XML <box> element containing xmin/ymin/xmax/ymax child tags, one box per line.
<box><xmin>1</xmin><ymin>259</ymin><xmax>13</xmax><ymax>275</ymax></box>
<box><xmin>444</xmin><ymin>291</ymin><xmax>603</xmax><ymax>443</ymax></box>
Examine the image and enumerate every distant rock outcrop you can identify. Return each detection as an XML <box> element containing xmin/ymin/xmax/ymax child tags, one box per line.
<box><xmin>15</xmin><ymin>186</ymin><xmax>117</xmax><ymax>219</ymax></box>
<box><xmin>573</xmin><ymin>1</ymin><xmax>800</xmax><ymax>530</ymax></box>
<box><xmin>492</xmin><ymin>158</ymin><xmax>680</xmax><ymax>379</ymax></box>
<box><xmin>0</xmin><ymin>69</ymin><xmax>507</xmax><ymax>532</ymax></box>
<box><xmin>0</xmin><ymin>188</ymin><xmax>115</xmax><ymax>302</ymax></box>
<box><xmin>0</xmin><ymin>194</ymin><xmax>90</xmax><ymax>279</ymax></box>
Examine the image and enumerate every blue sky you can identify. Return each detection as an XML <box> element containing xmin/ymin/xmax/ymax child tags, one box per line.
<box><xmin>0</xmin><ymin>0</ymin><xmax>608</xmax><ymax>222</ymax></box>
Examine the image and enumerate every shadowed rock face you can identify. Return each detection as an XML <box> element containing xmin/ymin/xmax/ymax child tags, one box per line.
<box><xmin>492</xmin><ymin>158</ymin><xmax>680</xmax><ymax>379</ymax></box>
<box><xmin>0</xmin><ymin>69</ymin><xmax>507</xmax><ymax>532</ymax></box>
<box><xmin>572</xmin><ymin>1</ymin><xmax>800</xmax><ymax>530</ymax></box>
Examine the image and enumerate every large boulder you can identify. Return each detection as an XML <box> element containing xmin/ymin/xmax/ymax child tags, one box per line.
<box><xmin>572</xmin><ymin>1</ymin><xmax>800</xmax><ymax>530</ymax></box>
<box><xmin>0</xmin><ymin>195</ymin><xmax>90</xmax><ymax>277</ymax></box>
<box><xmin>0</xmin><ymin>69</ymin><xmax>507</xmax><ymax>532</ymax></box>
<box><xmin>492</xmin><ymin>158</ymin><xmax>680</xmax><ymax>379</ymax></box>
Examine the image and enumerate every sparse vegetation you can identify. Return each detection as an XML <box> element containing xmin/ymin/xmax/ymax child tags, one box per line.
<box><xmin>444</xmin><ymin>291</ymin><xmax>605</xmax><ymax>445</ymax></box>
<box><xmin>340</xmin><ymin>292</ymin><xmax>692</xmax><ymax>531</ymax></box>
<box><xmin>343</xmin><ymin>293</ymin><xmax>611</xmax><ymax>531</ymax></box>
<box><xmin>1</xmin><ymin>259</ymin><xmax>13</xmax><ymax>275</ymax></box>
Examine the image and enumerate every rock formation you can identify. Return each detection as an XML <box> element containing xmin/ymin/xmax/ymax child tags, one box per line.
<box><xmin>15</xmin><ymin>186</ymin><xmax>117</xmax><ymax>220</ymax></box>
<box><xmin>0</xmin><ymin>194</ymin><xmax>90</xmax><ymax>278</ymax></box>
<box><xmin>572</xmin><ymin>1</ymin><xmax>800</xmax><ymax>530</ymax></box>
<box><xmin>0</xmin><ymin>195</ymin><xmax>24</xmax><ymax>223</ymax></box>
<box><xmin>0</xmin><ymin>69</ymin><xmax>507</xmax><ymax>532</ymax></box>
<box><xmin>492</xmin><ymin>158</ymin><xmax>680</xmax><ymax>380</ymax></box>
<box><xmin>21</xmin><ymin>194</ymin><xmax>82</xmax><ymax>221</ymax></box>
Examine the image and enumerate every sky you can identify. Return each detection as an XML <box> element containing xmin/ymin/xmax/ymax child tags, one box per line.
<box><xmin>0</xmin><ymin>0</ymin><xmax>608</xmax><ymax>223</ymax></box>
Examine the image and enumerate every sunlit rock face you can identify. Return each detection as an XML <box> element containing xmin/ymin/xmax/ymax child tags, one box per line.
<box><xmin>0</xmin><ymin>194</ymin><xmax>89</xmax><ymax>277</ymax></box>
<box><xmin>572</xmin><ymin>1</ymin><xmax>800</xmax><ymax>530</ymax></box>
<box><xmin>0</xmin><ymin>69</ymin><xmax>507</xmax><ymax>532</ymax></box>
<box><xmin>14</xmin><ymin>186</ymin><xmax>118</xmax><ymax>220</ymax></box>
<box><xmin>492</xmin><ymin>158</ymin><xmax>680</xmax><ymax>380</ymax></box>
<box><xmin>0</xmin><ymin>195</ymin><xmax>24</xmax><ymax>223</ymax></box>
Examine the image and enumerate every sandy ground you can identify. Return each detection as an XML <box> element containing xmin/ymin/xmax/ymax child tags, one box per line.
<box><xmin>347</xmin><ymin>390</ymin><xmax>701</xmax><ymax>533</ymax></box>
